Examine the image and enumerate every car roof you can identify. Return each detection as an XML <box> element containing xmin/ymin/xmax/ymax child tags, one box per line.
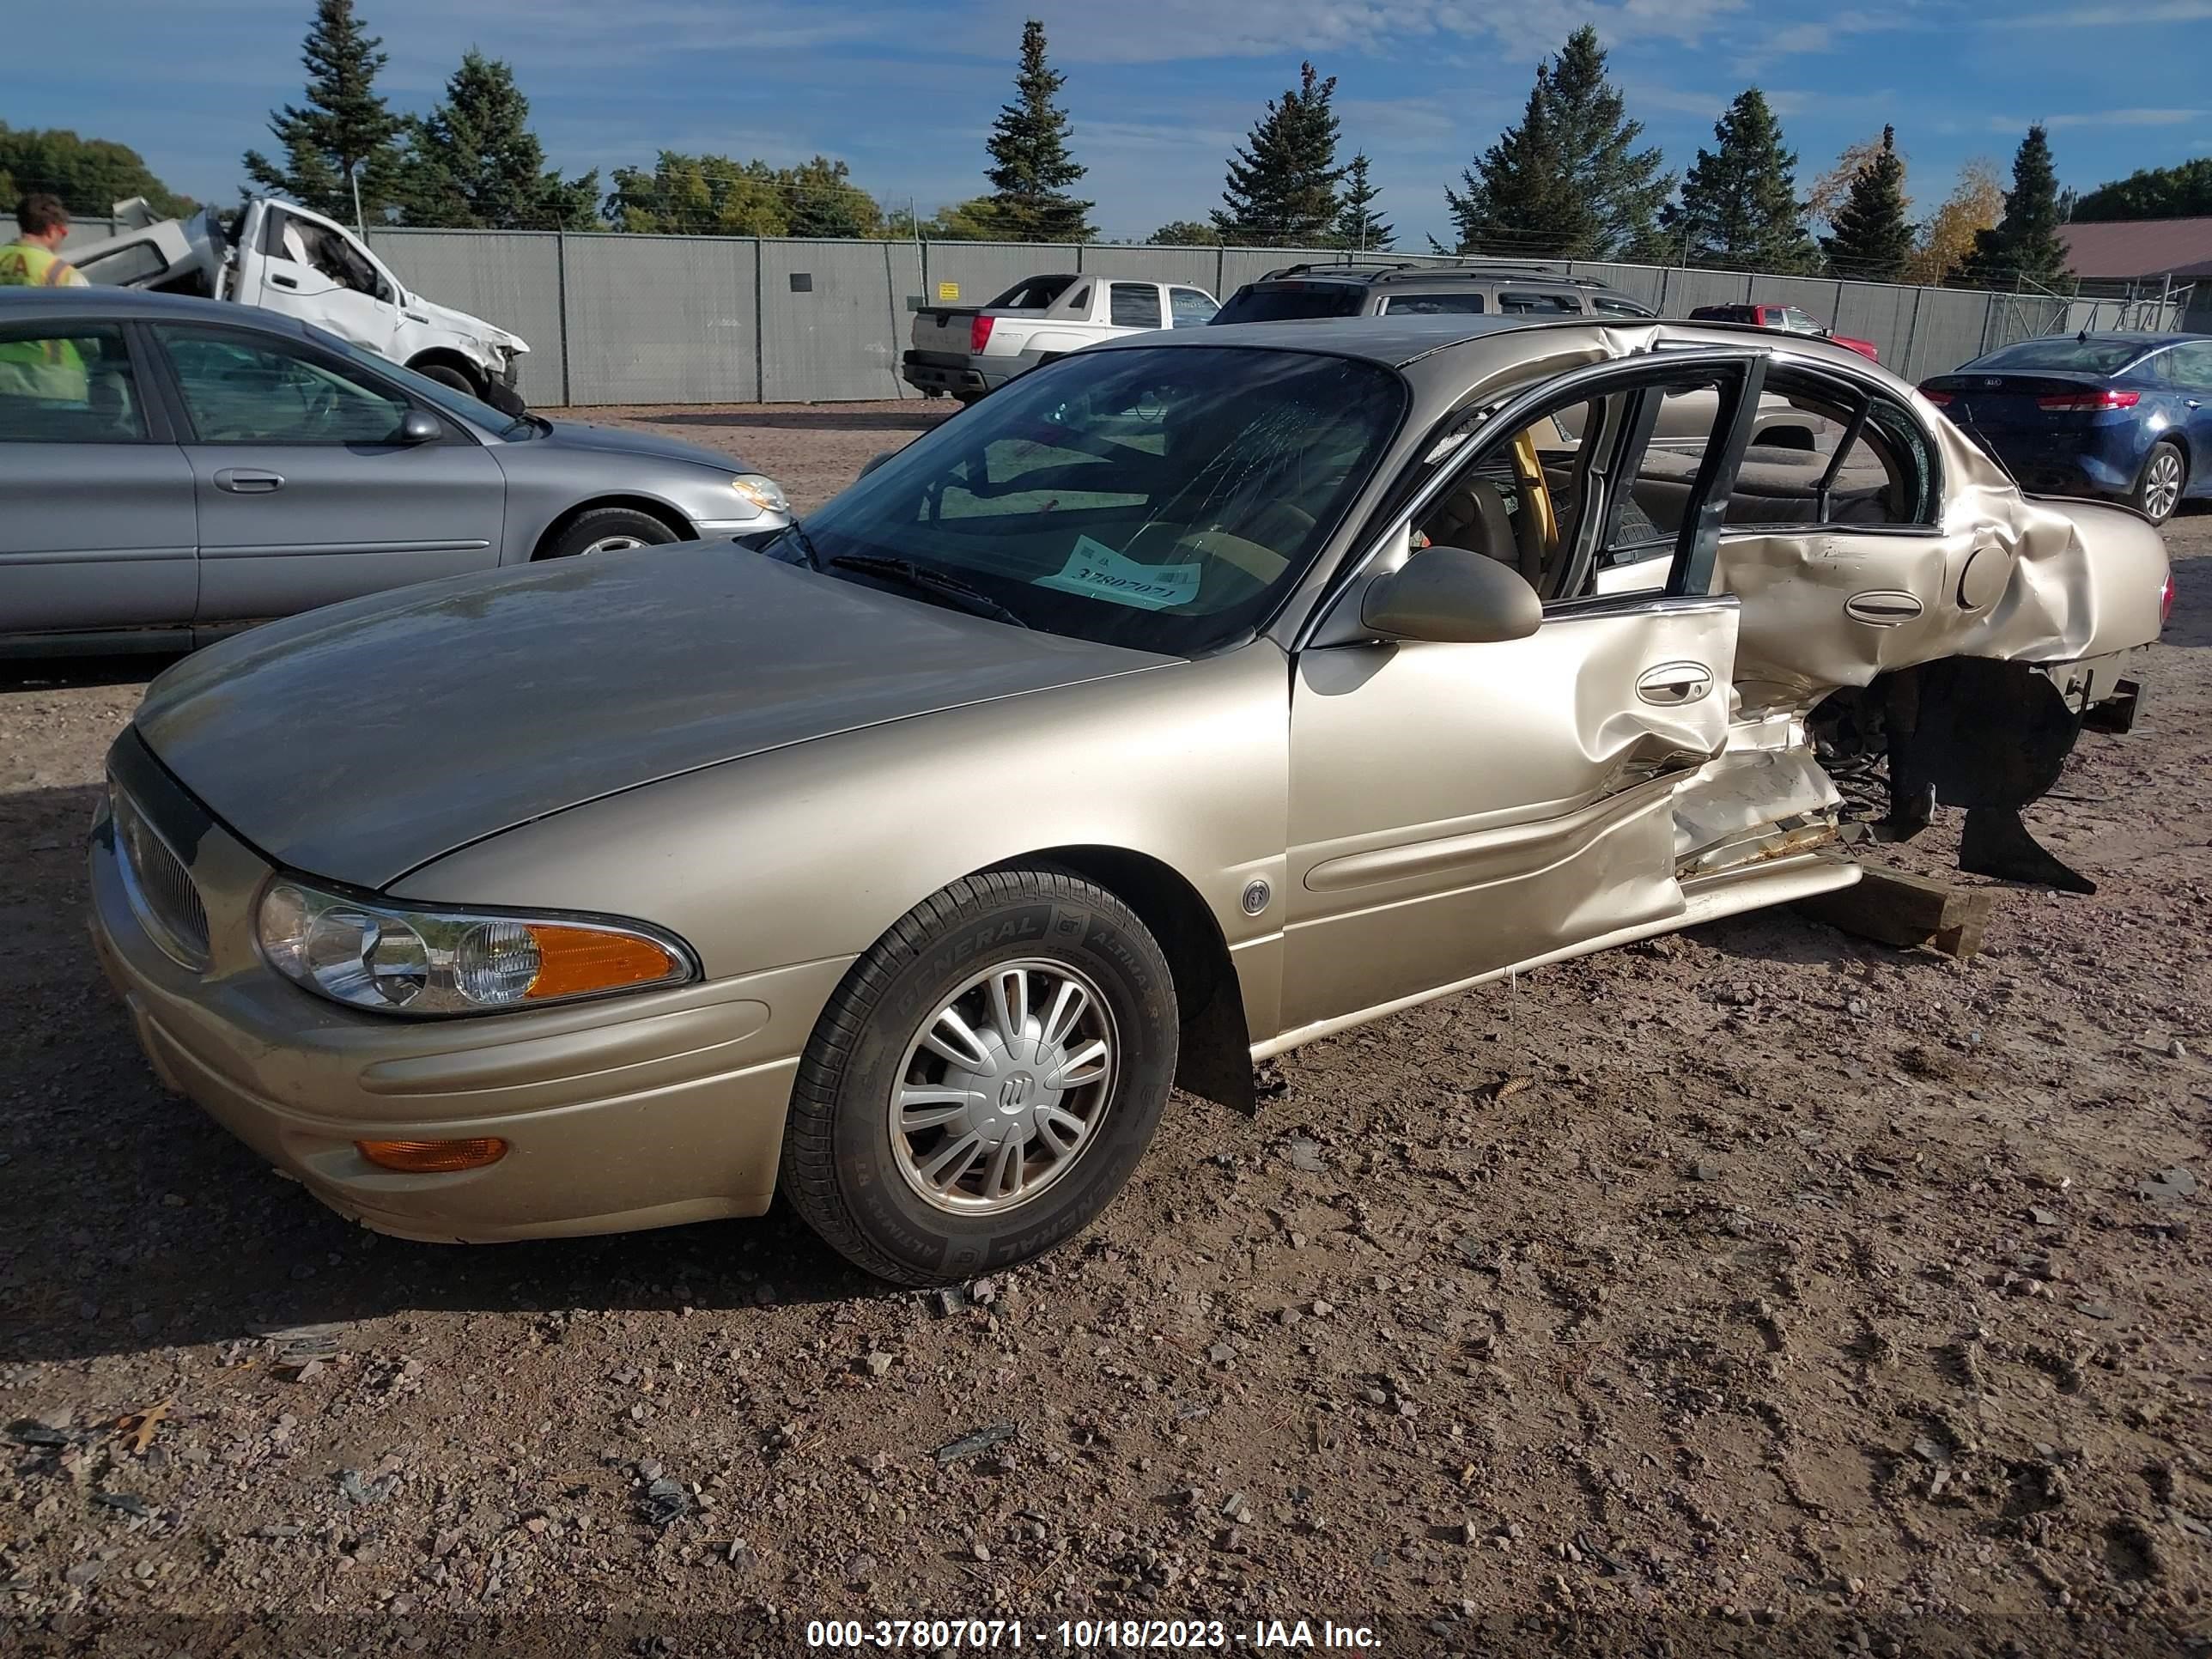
<box><xmin>1254</xmin><ymin>268</ymin><xmax>1589</xmax><ymax>292</ymax></box>
<box><xmin>1105</xmin><ymin>313</ymin><xmax>1536</xmax><ymax>366</ymax></box>
<box><xmin>0</xmin><ymin>287</ymin><xmax>315</xmax><ymax>337</ymax></box>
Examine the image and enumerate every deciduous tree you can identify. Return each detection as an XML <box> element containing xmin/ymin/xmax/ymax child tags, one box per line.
<box><xmin>0</xmin><ymin>124</ymin><xmax>194</xmax><ymax>217</ymax></box>
<box><xmin>1903</xmin><ymin>159</ymin><xmax>2003</xmax><ymax>287</ymax></box>
<box><xmin>2073</xmin><ymin>156</ymin><xmax>2212</xmax><ymax>222</ymax></box>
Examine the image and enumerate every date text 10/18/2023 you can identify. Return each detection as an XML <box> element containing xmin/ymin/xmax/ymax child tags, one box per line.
<box><xmin>805</xmin><ymin>1618</ymin><xmax>1382</xmax><ymax>1650</ymax></box>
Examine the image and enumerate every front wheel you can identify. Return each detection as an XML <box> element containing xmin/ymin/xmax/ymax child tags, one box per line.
<box><xmin>536</xmin><ymin>506</ymin><xmax>678</xmax><ymax>560</ymax></box>
<box><xmin>2136</xmin><ymin>440</ymin><xmax>2186</xmax><ymax>526</ymax></box>
<box><xmin>414</xmin><ymin>363</ymin><xmax>478</xmax><ymax>397</ymax></box>
<box><xmin>780</xmin><ymin>866</ymin><xmax>1178</xmax><ymax>1285</ymax></box>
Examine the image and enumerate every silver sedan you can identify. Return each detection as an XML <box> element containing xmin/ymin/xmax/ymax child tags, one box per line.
<box><xmin>0</xmin><ymin>288</ymin><xmax>789</xmax><ymax>654</ymax></box>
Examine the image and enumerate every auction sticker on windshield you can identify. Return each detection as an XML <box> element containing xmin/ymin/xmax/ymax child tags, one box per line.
<box><xmin>1035</xmin><ymin>536</ymin><xmax>1199</xmax><ymax>611</ymax></box>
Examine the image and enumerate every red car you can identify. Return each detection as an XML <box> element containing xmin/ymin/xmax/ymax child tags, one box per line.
<box><xmin>1687</xmin><ymin>302</ymin><xmax>1881</xmax><ymax>362</ymax></box>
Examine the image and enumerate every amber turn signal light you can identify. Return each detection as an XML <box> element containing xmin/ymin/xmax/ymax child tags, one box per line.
<box><xmin>356</xmin><ymin>1137</ymin><xmax>508</xmax><ymax>1173</ymax></box>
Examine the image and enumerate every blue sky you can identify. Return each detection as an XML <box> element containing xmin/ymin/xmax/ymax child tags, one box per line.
<box><xmin>16</xmin><ymin>0</ymin><xmax>2211</xmax><ymax>246</ymax></box>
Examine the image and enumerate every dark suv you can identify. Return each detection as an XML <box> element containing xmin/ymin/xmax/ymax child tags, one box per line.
<box><xmin>1210</xmin><ymin>262</ymin><xmax>1657</xmax><ymax>325</ymax></box>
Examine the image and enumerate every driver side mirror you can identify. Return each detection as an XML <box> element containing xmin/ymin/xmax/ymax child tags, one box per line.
<box><xmin>394</xmin><ymin>409</ymin><xmax>442</xmax><ymax>445</ymax></box>
<box><xmin>1360</xmin><ymin>545</ymin><xmax>1542</xmax><ymax>644</ymax></box>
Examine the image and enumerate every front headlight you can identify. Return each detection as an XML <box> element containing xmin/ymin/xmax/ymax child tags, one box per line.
<box><xmin>729</xmin><ymin>473</ymin><xmax>789</xmax><ymax>516</ymax></box>
<box><xmin>256</xmin><ymin>878</ymin><xmax>695</xmax><ymax>1018</ymax></box>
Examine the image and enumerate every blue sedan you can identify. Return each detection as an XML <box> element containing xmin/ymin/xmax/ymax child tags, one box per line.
<box><xmin>1922</xmin><ymin>331</ymin><xmax>2212</xmax><ymax>525</ymax></box>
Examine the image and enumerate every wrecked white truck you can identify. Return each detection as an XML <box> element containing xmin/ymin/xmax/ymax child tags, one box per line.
<box><xmin>68</xmin><ymin>197</ymin><xmax>529</xmax><ymax>410</ymax></box>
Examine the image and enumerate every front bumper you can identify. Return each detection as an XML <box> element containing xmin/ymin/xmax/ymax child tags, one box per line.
<box><xmin>88</xmin><ymin>742</ymin><xmax>846</xmax><ymax>1243</ymax></box>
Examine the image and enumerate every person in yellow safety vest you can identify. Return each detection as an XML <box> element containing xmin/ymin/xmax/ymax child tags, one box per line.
<box><xmin>0</xmin><ymin>194</ymin><xmax>92</xmax><ymax>404</ymax></box>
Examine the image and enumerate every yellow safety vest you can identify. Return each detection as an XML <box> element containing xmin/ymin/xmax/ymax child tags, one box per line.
<box><xmin>0</xmin><ymin>240</ymin><xmax>89</xmax><ymax>403</ymax></box>
<box><xmin>0</xmin><ymin>240</ymin><xmax>82</xmax><ymax>287</ymax></box>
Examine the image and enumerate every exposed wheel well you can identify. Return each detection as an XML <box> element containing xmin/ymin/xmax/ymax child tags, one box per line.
<box><xmin>1024</xmin><ymin>846</ymin><xmax>1254</xmax><ymax>1114</ymax></box>
<box><xmin>530</xmin><ymin>497</ymin><xmax>695</xmax><ymax>561</ymax></box>
<box><xmin>404</xmin><ymin>349</ymin><xmax>485</xmax><ymax>392</ymax></box>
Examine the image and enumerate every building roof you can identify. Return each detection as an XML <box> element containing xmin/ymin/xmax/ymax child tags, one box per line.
<box><xmin>2059</xmin><ymin>216</ymin><xmax>2212</xmax><ymax>281</ymax></box>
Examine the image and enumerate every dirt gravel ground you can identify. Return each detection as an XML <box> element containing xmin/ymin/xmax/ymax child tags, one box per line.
<box><xmin>1</xmin><ymin>404</ymin><xmax>2206</xmax><ymax>1657</ymax></box>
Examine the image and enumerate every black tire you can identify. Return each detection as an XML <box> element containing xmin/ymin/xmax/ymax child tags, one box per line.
<box><xmin>536</xmin><ymin>506</ymin><xmax>680</xmax><ymax>561</ymax></box>
<box><xmin>2134</xmin><ymin>440</ymin><xmax>2187</xmax><ymax>526</ymax></box>
<box><xmin>781</xmin><ymin>866</ymin><xmax>1178</xmax><ymax>1285</ymax></box>
<box><xmin>414</xmin><ymin>363</ymin><xmax>477</xmax><ymax>397</ymax></box>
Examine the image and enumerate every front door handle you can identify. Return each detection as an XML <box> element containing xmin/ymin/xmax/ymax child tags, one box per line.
<box><xmin>1636</xmin><ymin>661</ymin><xmax>1713</xmax><ymax>705</ymax></box>
<box><xmin>268</xmin><ymin>273</ymin><xmax>300</xmax><ymax>290</ymax></box>
<box><xmin>214</xmin><ymin>469</ymin><xmax>285</xmax><ymax>494</ymax></box>
<box><xmin>2188</xmin><ymin>399</ymin><xmax>2203</xmax><ymax>410</ymax></box>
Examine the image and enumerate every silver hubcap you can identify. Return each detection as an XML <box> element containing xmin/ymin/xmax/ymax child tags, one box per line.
<box><xmin>2144</xmin><ymin>451</ymin><xmax>2183</xmax><ymax>521</ymax></box>
<box><xmin>580</xmin><ymin>534</ymin><xmax>647</xmax><ymax>556</ymax></box>
<box><xmin>890</xmin><ymin>959</ymin><xmax>1116</xmax><ymax>1214</ymax></box>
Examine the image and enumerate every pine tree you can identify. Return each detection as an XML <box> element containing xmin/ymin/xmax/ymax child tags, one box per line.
<box><xmin>1442</xmin><ymin>70</ymin><xmax>1589</xmax><ymax>257</ymax></box>
<box><xmin>1332</xmin><ymin>153</ymin><xmax>1393</xmax><ymax>250</ymax></box>
<box><xmin>1441</xmin><ymin>28</ymin><xmax>1668</xmax><ymax>259</ymax></box>
<box><xmin>1542</xmin><ymin>27</ymin><xmax>1670</xmax><ymax>258</ymax></box>
<box><xmin>982</xmin><ymin>19</ymin><xmax>1092</xmax><ymax>241</ymax></box>
<box><xmin>243</xmin><ymin>0</ymin><xmax>405</xmax><ymax>224</ymax></box>
<box><xmin>1820</xmin><ymin>125</ymin><xmax>1911</xmax><ymax>281</ymax></box>
<box><xmin>404</xmin><ymin>52</ymin><xmax>596</xmax><ymax>230</ymax></box>
<box><xmin>1213</xmin><ymin>62</ymin><xmax>1344</xmax><ymax>245</ymax></box>
<box><xmin>1663</xmin><ymin>88</ymin><xmax>1816</xmax><ymax>273</ymax></box>
<box><xmin>1960</xmin><ymin>125</ymin><xmax>2072</xmax><ymax>290</ymax></box>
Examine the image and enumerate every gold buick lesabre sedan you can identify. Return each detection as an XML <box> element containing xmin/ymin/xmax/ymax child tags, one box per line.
<box><xmin>90</xmin><ymin>316</ymin><xmax>2170</xmax><ymax>1285</ymax></box>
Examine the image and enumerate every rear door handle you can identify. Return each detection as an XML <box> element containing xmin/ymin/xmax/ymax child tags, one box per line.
<box><xmin>268</xmin><ymin>273</ymin><xmax>299</xmax><ymax>290</ymax></box>
<box><xmin>214</xmin><ymin>469</ymin><xmax>284</xmax><ymax>494</ymax></box>
<box><xmin>2188</xmin><ymin>399</ymin><xmax>2203</xmax><ymax>410</ymax></box>
<box><xmin>1844</xmin><ymin>590</ymin><xmax>1924</xmax><ymax>625</ymax></box>
<box><xmin>1636</xmin><ymin>662</ymin><xmax>1712</xmax><ymax>705</ymax></box>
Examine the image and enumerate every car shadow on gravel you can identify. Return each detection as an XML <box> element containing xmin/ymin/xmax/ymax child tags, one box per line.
<box><xmin>0</xmin><ymin>653</ymin><xmax>184</xmax><ymax>692</ymax></box>
<box><xmin>625</xmin><ymin>407</ymin><xmax>955</xmax><ymax>433</ymax></box>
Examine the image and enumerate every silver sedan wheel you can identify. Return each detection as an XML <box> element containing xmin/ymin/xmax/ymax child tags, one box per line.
<box><xmin>580</xmin><ymin>533</ymin><xmax>648</xmax><ymax>556</ymax></box>
<box><xmin>890</xmin><ymin>958</ymin><xmax>1118</xmax><ymax>1215</ymax></box>
<box><xmin>2142</xmin><ymin>447</ymin><xmax>2185</xmax><ymax>524</ymax></box>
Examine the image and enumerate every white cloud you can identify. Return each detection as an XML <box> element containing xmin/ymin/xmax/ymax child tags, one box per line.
<box><xmin>2011</xmin><ymin>0</ymin><xmax>2212</xmax><ymax>21</ymax></box>
<box><xmin>1993</xmin><ymin>108</ymin><xmax>2209</xmax><ymax>130</ymax></box>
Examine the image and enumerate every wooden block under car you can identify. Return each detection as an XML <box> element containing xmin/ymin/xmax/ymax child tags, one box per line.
<box><xmin>1795</xmin><ymin>863</ymin><xmax>1995</xmax><ymax>959</ymax></box>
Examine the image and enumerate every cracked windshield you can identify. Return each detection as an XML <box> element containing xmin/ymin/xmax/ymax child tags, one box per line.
<box><xmin>776</xmin><ymin>346</ymin><xmax>1405</xmax><ymax>653</ymax></box>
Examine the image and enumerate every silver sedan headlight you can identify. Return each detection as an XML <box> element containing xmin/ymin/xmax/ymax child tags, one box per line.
<box><xmin>256</xmin><ymin>878</ymin><xmax>695</xmax><ymax>1018</ymax></box>
<box><xmin>729</xmin><ymin>473</ymin><xmax>789</xmax><ymax>516</ymax></box>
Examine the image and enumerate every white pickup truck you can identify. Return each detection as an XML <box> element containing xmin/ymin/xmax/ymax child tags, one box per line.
<box><xmin>67</xmin><ymin>197</ymin><xmax>530</xmax><ymax>409</ymax></box>
<box><xmin>902</xmin><ymin>273</ymin><xmax>1218</xmax><ymax>404</ymax></box>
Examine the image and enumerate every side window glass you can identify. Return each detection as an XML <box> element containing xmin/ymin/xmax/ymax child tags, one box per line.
<box><xmin>1497</xmin><ymin>291</ymin><xmax>1577</xmax><ymax>314</ymax></box>
<box><xmin>1062</xmin><ymin>284</ymin><xmax>1091</xmax><ymax>313</ymax></box>
<box><xmin>1109</xmin><ymin>284</ymin><xmax>1163</xmax><ymax>329</ymax></box>
<box><xmin>0</xmin><ymin>323</ymin><xmax>146</xmax><ymax>441</ymax></box>
<box><xmin>1592</xmin><ymin>296</ymin><xmax>1653</xmax><ymax>319</ymax></box>
<box><xmin>1382</xmin><ymin>293</ymin><xmax>1486</xmax><ymax>315</ymax></box>
<box><xmin>1412</xmin><ymin>396</ymin><xmax>1604</xmax><ymax>603</ymax></box>
<box><xmin>159</xmin><ymin>329</ymin><xmax>414</xmax><ymax>444</ymax></box>
<box><xmin>1597</xmin><ymin>379</ymin><xmax>1735</xmax><ymax>593</ymax></box>
<box><xmin>1722</xmin><ymin>382</ymin><xmax>1936</xmax><ymax>530</ymax></box>
<box><xmin>2172</xmin><ymin>343</ymin><xmax>2212</xmax><ymax>386</ymax></box>
<box><xmin>1168</xmin><ymin>289</ymin><xmax>1218</xmax><ymax>327</ymax></box>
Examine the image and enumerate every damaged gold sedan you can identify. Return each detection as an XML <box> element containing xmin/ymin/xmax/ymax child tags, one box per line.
<box><xmin>90</xmin><ymin>317</ymin><xmax>2171</xmax><ymax>1285</ymax></box>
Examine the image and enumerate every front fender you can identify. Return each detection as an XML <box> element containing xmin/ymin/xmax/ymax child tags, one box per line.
<box><xmin>387</xmin><ymin>645</ymin><xmax>1295</xmax><ymax>1046</ymax></box>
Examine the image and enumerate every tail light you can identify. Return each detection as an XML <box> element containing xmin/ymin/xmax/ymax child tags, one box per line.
<box><xmin>969</xmin><ymin>315</ymin><xmax>995</xmax><ymax>354</ymax></box>
<box><xmin>2036</xmin><ymin>389</ymin><xmax>2139</xmax><ymax>411</ymax></box>
<box><xmin>1923</xmin><ymin>389</ymin><xmax>1954</xmax><ymax>406</ymax></box>
<box><xmin>2162</xmin><ymin>572</ymin><xmax>2176</xmax><ymax>627</ymax></box>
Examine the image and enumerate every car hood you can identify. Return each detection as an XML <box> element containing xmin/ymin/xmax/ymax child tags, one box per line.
<box><xmin>133</xmin><ymin>548</ymin><xmax>1170</xmax><ymax>890</ymax></box>
<box><xmin>522</xmin><ymin>418</ymin><xmax>745</xmax><ymax>474</ymax></box>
